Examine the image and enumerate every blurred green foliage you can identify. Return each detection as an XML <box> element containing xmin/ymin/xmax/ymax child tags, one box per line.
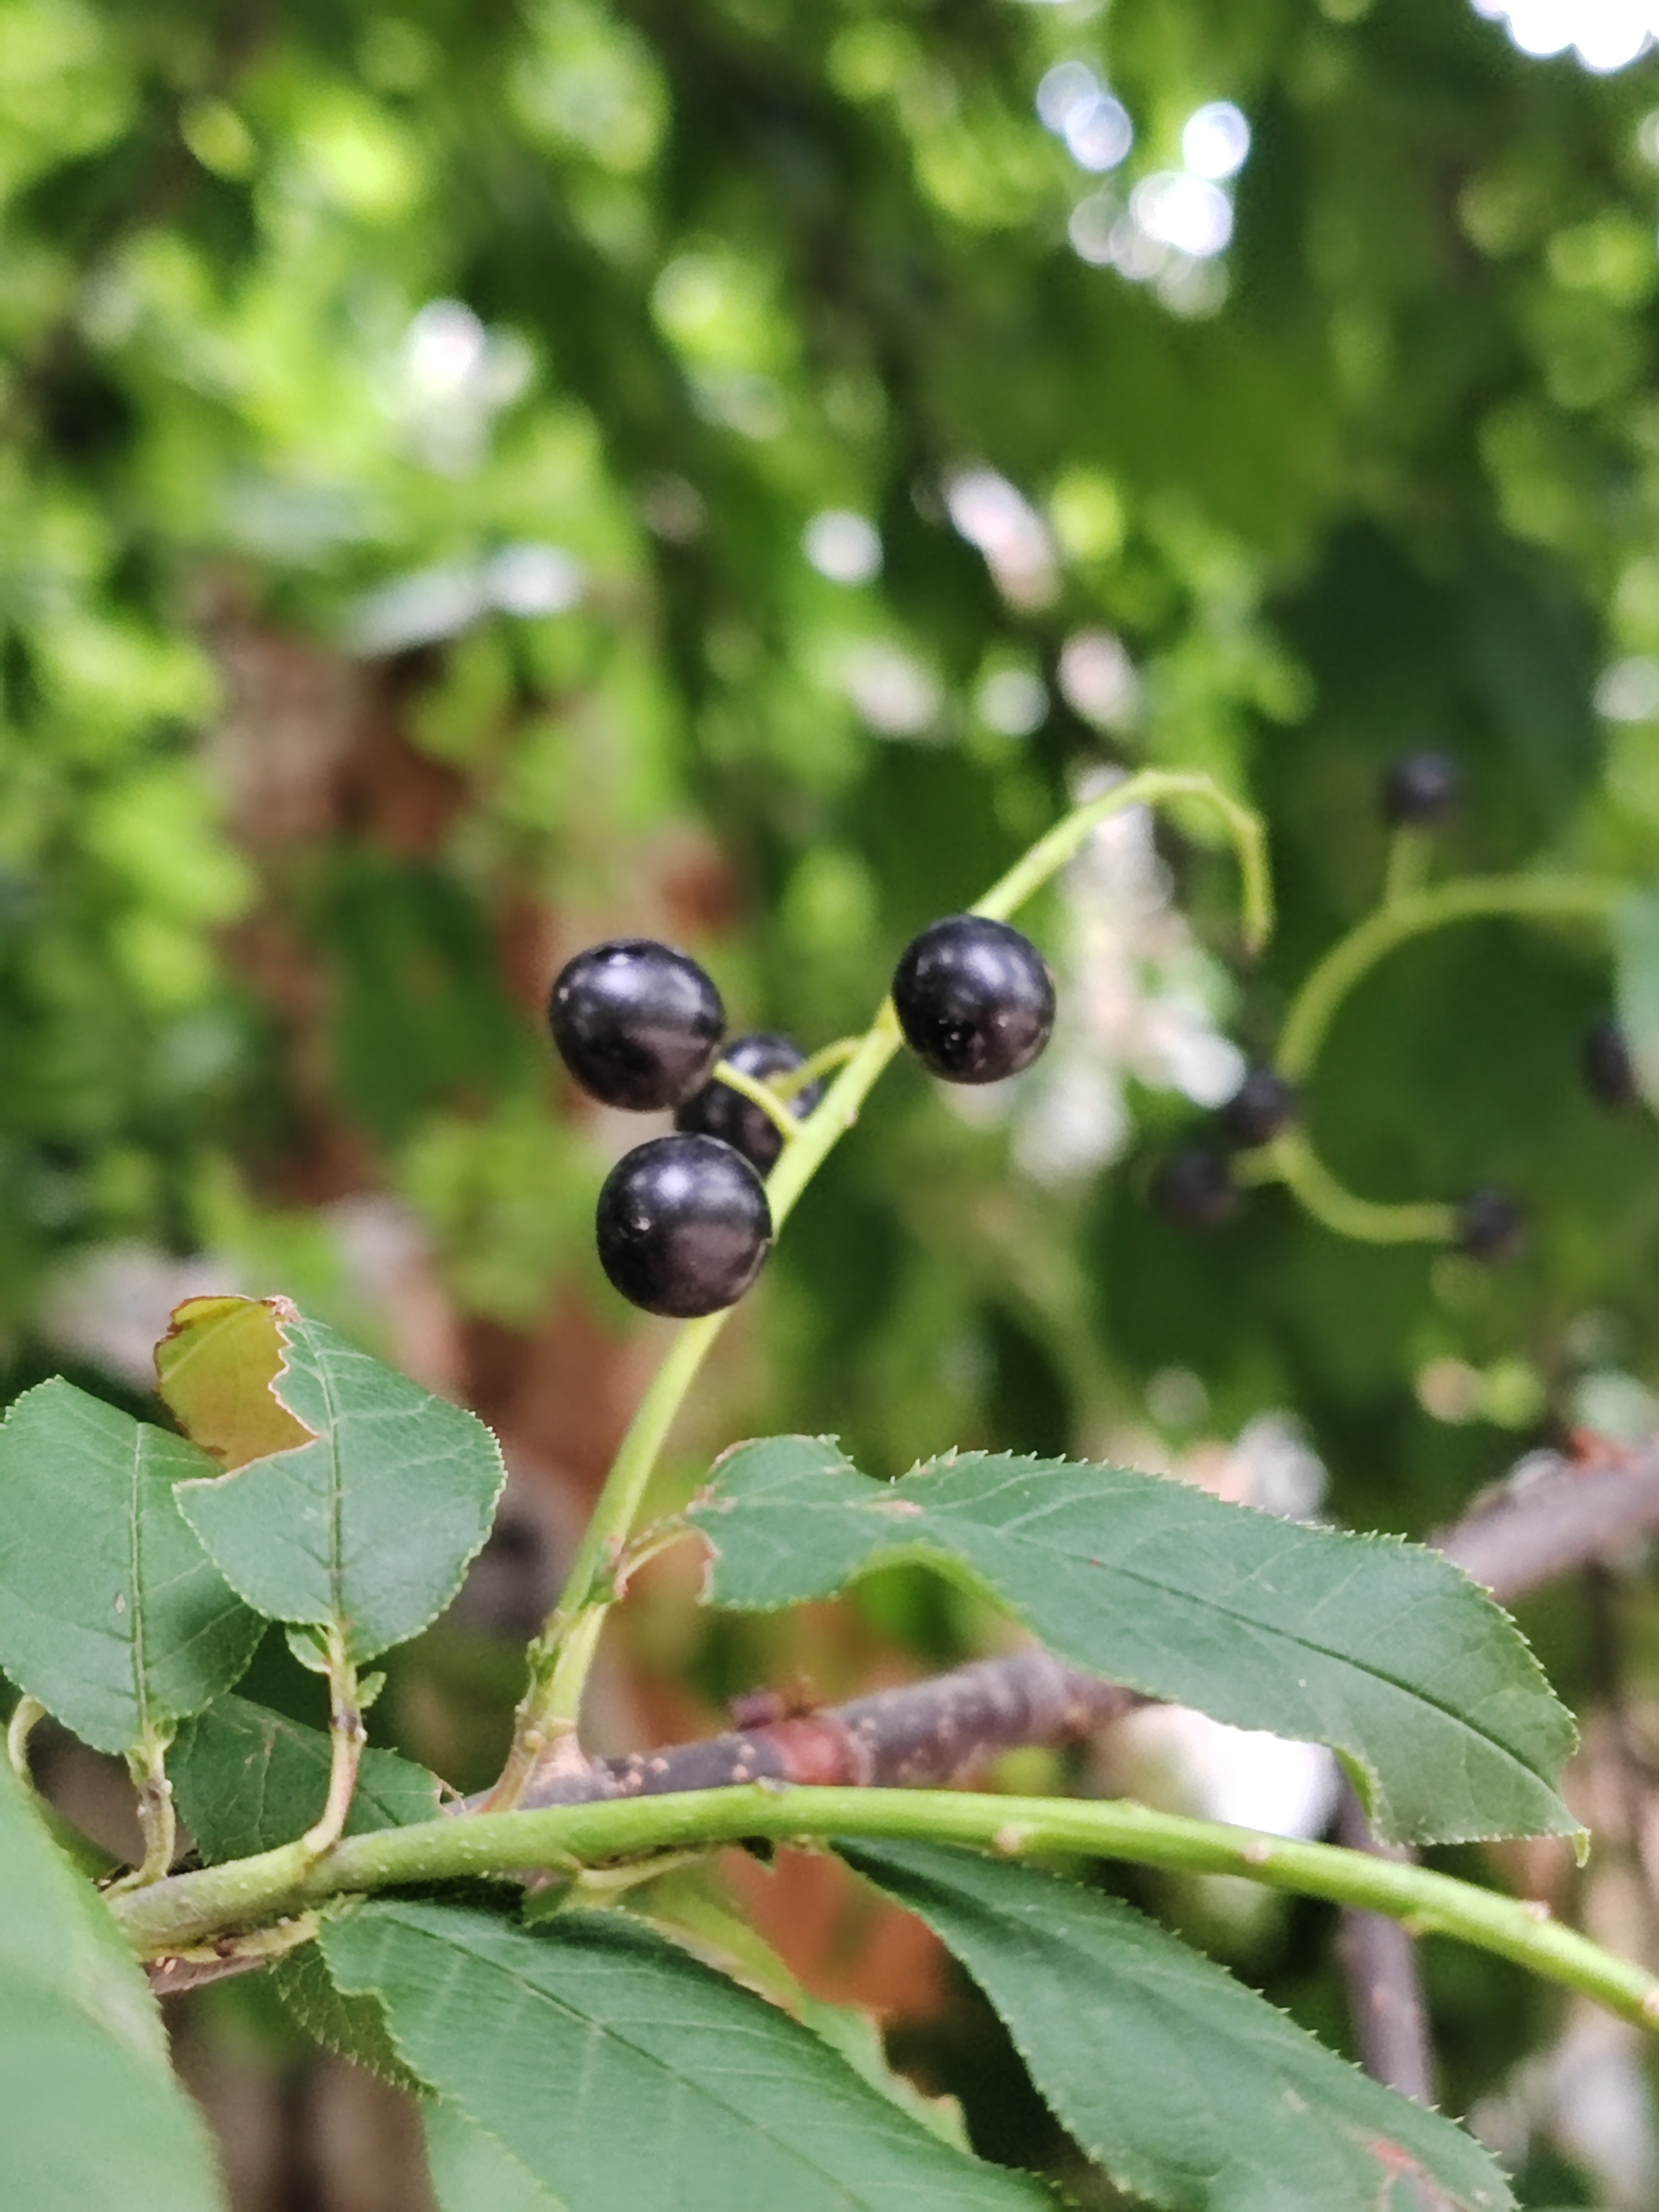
<box><xmin>6</xmin><ymin>0</ymin><xmax>1659</xmax><ymax>2194</ymax></box>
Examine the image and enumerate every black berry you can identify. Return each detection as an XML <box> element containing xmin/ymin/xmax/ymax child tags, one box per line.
<box><xmin>1583</xmin><ymin>1017</ymin><xmax>1638</xmax><ymax>1111</ymax></box>
<box><xmin>1219</xmin><ymin>1068</ymin><xmax>1299</xmax><ymax>1148</ymax></box>
<box><xmin>1456</xmin><ymin>1187</ymin><xmax>1524</xmax><ymax>1263</ymax></box>
<box><xmin>1153</xmin><ymin>1148</ymin><xmax>1238</xmax><ymax>1230</ymax></box>
<box><xmin>596</xmin><ymin>1134</ymin><xmax>772</xmax><ymax>1316</ymax></box>
<box><xmin>892</xmin><ymin>915</ymin><xmax>1056</xmax><ymax>1084</ymax></box>
<box><xmin>549</xmin><ymin>939</ymin><xmax>725</xmax><ymax>1111</ymax></box>
<box><xmin>675</xmin><ymin>1031</ymin><xmax>824</xmax><ymax>1176</ymax></box>
<box><xmin>1381</xmin><ymin>751</ymin><xmax>1460</xmax><ymax>827</ymax></box>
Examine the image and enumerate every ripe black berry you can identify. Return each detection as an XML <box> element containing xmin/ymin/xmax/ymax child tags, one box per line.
<box><xmin>892</xmin><ymin>916</ymin><xmax>1056</xmax><ymax>1085</ymax></box>
<box><xmin>675</xmin><ymin>1032</ymin><xmax>824</xmax><ymax>1176</ymax></box>
<box><xmin>595</xmin><ymin>1134</ymin><xmax>772</xmax><ymax>1317</ymax></box>
<box><xmin>1381</xmin><ymin>751</ymin><xmax>1460</xmax><ymax>827</ymax></box>
<box><xmin>1456</xmin><ymin>1187</ymin><xmax>1524</xmax><ymax>1264</ymax></box>
<box><xmin>1219</xmin><ymin>1068</ymin><xmax>1299</xmax><ymax>1148</ymax></box>
<box><xmin>1583</xmin><ymin>1017</ymin><xmax>1638</xmax><ymax>1111</ymax></box>
<box><xmin>549</xmin><ymin>940</ymin><xmax>725</xmax><ymax>1111</ymax></box>
<box><xmin>1153</xmin><ymin>1148</ymin><xmax>1238</xmax><ymax>1230</ymax></box>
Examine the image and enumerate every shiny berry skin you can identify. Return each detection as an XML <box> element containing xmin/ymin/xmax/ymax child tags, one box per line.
<box><xmin>595</xmin><ymin>1134</ymin><xmax>772</xmax><ymax>1317</ymax></box>
<box><xmin>1583</xmin><ymin>1017</ymin><xmax>1638</xmax><ymax>1110</ymax></box>
<box><xmin>1456</xmin><ymin>1187</ymin><xmax>1524</xmax><ymax>1263</ymax></box>
<box><xmin>892</xmin><ymin>916</ymin><xmax>1056</xmax><ymax>1084</ymax></box>
<box><xmin>1381</xmin><ymin>751</ymin><xmax>1460</xmax><ymax>826</ymax></box>
<box><xmin>549</xmin><ymin>939</ymin><xmax>725</xmax><ymax>1111</ymax></box>
<box><xmin>675</xmin><ymin>1031</ymin><xmax>825</xmax><ymax>1176</ymax></box>
<box><xmin>1154</xmin><ymin>1148</ymin><xmax>1238</xmax><ymax>1230</ymax></box>
<box><xmin>1219</xmin><ymin>1068</ymin><xmax>1299</xmax><ymax>1147</ymax></box>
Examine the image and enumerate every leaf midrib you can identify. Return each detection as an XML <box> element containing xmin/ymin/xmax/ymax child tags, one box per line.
<box><xmin>374</xmin><ymin>1912</ymin><xmax>990</xmax><ymax>2209</ymax></box>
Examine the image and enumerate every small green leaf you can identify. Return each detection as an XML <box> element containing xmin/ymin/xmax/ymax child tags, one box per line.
<box><xmin>841</xmin><ymin>1838</ymin><xmax>1513</xmax><ymax>2212</ymax></box>
<box><xmin>269</xmin><ymin>1940</ymin><xmax>427</xmax><ymax>2094</ymax></box>
<box><xmin>167</xmin><ymin>1298</ymin><xmax>507</xmax><ymax>1663</ymax></box>
<box><xmin>0</xmin><ymin>1379</ymin><xmax>262</xmax><ymax>1758</ymax></box>
<box><xmin>171</xmin><ymin>1694</ymin><xmax>441</xmax><ymax>1861</ymax></box>
<box><xmin>1612</xmin><ymin>887</ymin><xmax>1659</xmax><ymax>1107</ymax></box>
<box><xmin>689</xmin><ymin>1438</ymin><xmax>1577</xmax><ymax>1847</ymax></box>
<box><xmin>323</xmin><ymin>1900</ymin><xmax>1055</xmax><ymax>2210</ymax></box>
<box><xmin>426</xmin><ymin>2098</ymin><xmax>568</xmax><ymax>2212</ymax></box>
<box><xmin>0</xmin><ymin>1758</ymin><xmax>227</xmax><ymax>2211</ymax></box>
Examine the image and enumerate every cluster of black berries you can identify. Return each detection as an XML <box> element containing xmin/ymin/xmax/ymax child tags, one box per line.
<box><xmin>548</xmin><ymin>916</ymin><xmax>1054</xmax><ymax>1318</ymax></box>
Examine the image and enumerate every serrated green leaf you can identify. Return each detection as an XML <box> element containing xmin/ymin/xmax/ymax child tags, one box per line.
<box><xmin>1612</xmin><ymin>887</ymin><xmax>1659</xmax><ymax>1108</ymax></box>
<box><xmin>171</xmin><ymin>1693</ymin><xmax>441</xmax><ymax>1861</ymax></box>
<box><xmin>426</xmin><ymin>2097</ymin><xmax>569</xmax><ymax>2212</ymax></box>
<box><xmin>167</xmin><ymin>1298</ymin><xmax>507</xmax><ymax>1663</ymax></box>
<box><xmin>689</xmin><ymin>1438</ymin><xmax>1577</xmax><ymax>1847</ymax></box>
<box><xmin>0</xmin><ymin>1758</ymin><xmax>227</xmax><ymax>2212</ymax></box>
<box><xmin>840</xmin><ymin>1838</ymin><xmax>1513</xmax><ymax>2212</ymax></box>
<box><xmin>0</xmin><ymin>1379</ymin><xmax>263</xmax><ymax>1758</ymax></box>
<box><xmin>270</xmin><ymin>1940</ymin><xmax>427</xmax><ymax>2093</ymax></box>
<box><xmin>323</xmin><ymin>1900</ymin><xmax>1054</xmax><ymax>2211</ymax></box>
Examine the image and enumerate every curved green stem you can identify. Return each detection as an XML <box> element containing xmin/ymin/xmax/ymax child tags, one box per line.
<box><xmin>709</xmin><ymin>1058</ymin><xmax>800</xmax><ymax>1145</ymax></box>
<box><xmin>1278</xmin><ymin>874</ymin><xmax>1619</xmax><ymax>1082</ymax></box>
<box><xmin>7</xmin><ymin>1694</ymin><xmax>44</xmax><ymax>1789</ymax></box>
<box><xmin>107</xmin><ymin>1738</ymin><xmax>177</xmax><ymax>1894</ymax></box>
<box><xmin>773</xmin><ymin>1036</ymin><xmax>863</xmax><ymax>1099</ymax></box>
<box><xmin>491</xmin><ymin>771</ymin><xmax>1270</xmax><ymax>1806</ymax></box>
<box><xmin>1247</xmin><ymin>1131</ymin><xmax>1458</xmax><ymax>1246</ymax></box>
<box><xmin>107</xmin><ymin>1782</ymin><xmax>1659</xmax><ymax>2034</ymax></box>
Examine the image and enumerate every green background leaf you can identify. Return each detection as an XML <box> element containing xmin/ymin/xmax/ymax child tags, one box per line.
<box><xmin>323</xmin><ymin>1899</ymin><xmax>1054</xmax><ymax>2211</ymax></box>
<box><xmin>171</xmin><ymin>1692</ymin><xmax>441</xmax><ymax>1862</ymax></box>
<box><xmin>1613</xmin><ymin>888</ymin><xmax>1659</xmax><ymax>1110</ymax></box>
<box><xmin>173</xmin><ymin>1304</ymin><xmax>507</xmax><ymax>1662</ymax></box>
<box><xmin>0</xmin><ymin>1757</ymin><xmax>226</xmax><ymax>2211</ymax></box>
<box><xmin>0</xmin><ymin>1379</ymin><xmax>262</xmax><ymax>1757</ymax></box>
<box><xmin>841</xmin><ymin>1837</ymin><xmax>1513</xmax><ymax>2212</ymax></box>
<box><xmin>691</xmin><ymin>1438</ymin><xmax>1577</xmax><ymax>1846</ymax></box>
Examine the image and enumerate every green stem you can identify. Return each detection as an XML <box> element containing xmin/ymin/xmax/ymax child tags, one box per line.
<box><xmin>301</xmin><ymin>1639</ymin><xmax>365</xmax><ymax>1858</ymax></box>
<box><xmin>107</xmin><ymin>1783</ymin><xmax>1659</xmax><ymax>2034</ymax></box>
<box><xmin>709</xmin><ymin>1058</ymin><xmax>800</xmax><ymax>1145</ymax></box>
<box><xmin>1382</xmin><ymin>827</ymin><xmax>1432</xmax><ymax>906</ymax></box>
<box><xmin>492</xmin><ymin>770</ymin><xmax>1271</xmax><ymax>1805</ymax></box>
<box><xmin>1278</xmin><ymin>874</ymin><xmax>1620</xmax><ymax>1082</ymax></box>
<box><xmin>7</xmin><ymin>1694</ymin><xmax>44</xmax><ymax>1789</ymax></box>
<box><xmin>1251</xmin><ymin>1131</ymin><xmax>1458</xmax><ymax>1247</ymax></box>
<box><xmin>107</xmin><ymin>1738</ymin><xmax>177</xmax><ymax>1894</ymax></box>
<box><xmin>771</xmin><ymin>1037</ymin><xmax>863</xmax><ymax>1100</ymax></box>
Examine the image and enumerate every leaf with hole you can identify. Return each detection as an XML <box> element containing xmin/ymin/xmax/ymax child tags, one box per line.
<box><xmin>322</xmin><ymin>1899</ymin><xmax>1054</xmax><ymax>2210</ymax></box>
<box><xmin>841</xmin><ymin>1837</ymin><xmax>1513</xmax><ymax>2212</ymax></box>
<box><xmin>689</xmin><ymin>1438</ymin><xmax>1576</xmax><ymax>1846</ymax></box>
<box><xmin>162</xmin><ymin>1296</ymin><xmax>507</xmax><ymax>1663</ymax></box>
<box><xmin>0</xmin><ymin>1379</ymin><xmax>261</xmax><ymax>1758</ymax></box>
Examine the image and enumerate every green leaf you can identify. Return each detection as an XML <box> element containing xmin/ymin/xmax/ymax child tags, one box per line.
<box><xmin>323</xmin><ymin>1900</ymin><xmax>1055</xmax><ymax>2210</ymax></box>
<box><xmin>840</xmin><ymin>1838</ymin><xmax>1513</xmax><ymax>2212</ymax></box>
<box><xmin>1612</xmin><ymin>887</ymin><xmax>1659</xmax><ymax>1108</ymax></box>
<box><xmin>689</xmin><ymin>1439</ymin><xmax>1577</xmax><ymax>1847</ymax></box>
<box><xmin>171</xmin><ymin>1692</ymin><xmax>441</xmax><ymax>1862</ymax></box>
<box><xmin>0</xmin><ymin>1757</ymin><xmax>227</xmax><ymax>2212</ymax></box>
<box><xmin>166</xmin><ymin>1297</ymin><xmax>507</xmax><ymax>1663</ymax></box>
<box><xmin>426</xmin><ymin>2097</ymin><xmax>568</xmax><ymax>2212</ymax></box>
<box><xmin>269</xmin><ymin>1940</ymin><xmax>426</xmax><ymax>2093</ymax></box>
<box><xmin>0</xmin><ymin>1379</ymin><xmax>263</xmax><ymax>1758</ymax></box>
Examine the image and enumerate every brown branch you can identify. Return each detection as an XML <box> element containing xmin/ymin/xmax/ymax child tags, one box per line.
<box><xmin>509</xmin><ymin>1651</ymin><xmax>1140</xmax><ymax>1812</ymax></box>
<box><xmin>1336</xmin><ymin>1780</ymin><xmax>1436</xmax><ymax>2106</ymax></box>
<box><xmin>1433</xmin><ymin>1441</ymin><xmax>1659</xmax><ymax>1605</ymax></box>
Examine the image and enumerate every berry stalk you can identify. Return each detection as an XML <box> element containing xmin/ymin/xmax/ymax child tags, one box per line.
<box><xmin>491</xmin><ymin>771</ymin><xmax>1272</xmax><ymax>1808</ymax></box>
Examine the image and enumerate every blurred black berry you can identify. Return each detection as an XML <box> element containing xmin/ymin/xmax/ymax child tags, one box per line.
<box><xmin>675</xmin><ymin>1032</ymin><xmax>825</xmax><ymax>1176</ymax></box>
<box><xmin>1154</xmin><ymin>1148</ymin><xmax>1238</xmax><ymax>1231</ymax></box>
<box><xmin>1456</xmin><ymin>1187</ymin><xmax>1525</xmax><ymax>1264</ymax></box>
<box><xmin>595</xmin><ymin>1134</ymin><xmax>772</xmax><ymax>1317</ymax></box>
<box><xmin>1582</xmin><ymin>1017</ymin><xmax>1639</xmax><ymax>1111</ymax></box>
<box><xmin>549</xmin><ymin>939</ymin><xmax>725</xmax><ymax>1111</ymax></box>
<box><xmin>1381</xmin><ymin>751</ymin><xmax>1460</xmax><ymax>827</ymax></box>
<box><xmin>892</xmin><ymin>915</ymin><xmax>1056</xmax><ymax>1084</ymax></box>
<box><xmin>1220</xmin><ymin>1068</ymin><xmax>1299</xmax><ymax>1148</ymax></box>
